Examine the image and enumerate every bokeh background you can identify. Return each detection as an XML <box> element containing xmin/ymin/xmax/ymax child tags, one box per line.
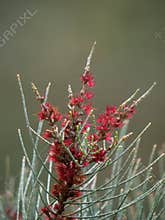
<box><xmin>0</xmin><ymin>0</ymin><xmax>165</xmax><ymax>191</ymax></box>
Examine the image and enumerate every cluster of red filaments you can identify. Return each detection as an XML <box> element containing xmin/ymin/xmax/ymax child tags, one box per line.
<box><xmin>37</xmin><ymin>70</ymin><xmax>135</xmax><ymax>219</ymax></box>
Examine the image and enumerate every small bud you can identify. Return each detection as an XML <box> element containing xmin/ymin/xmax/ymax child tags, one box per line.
<box><xmin>31</xmin><ymin>82</ymin><xmax>44</xmax><ymax>102</ymax></box>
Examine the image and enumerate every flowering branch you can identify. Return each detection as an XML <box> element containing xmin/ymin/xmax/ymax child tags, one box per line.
<box><xmin>32</xmin><ymin>43</ymin><xmax>139</xmax><ymax>219</ymax></box>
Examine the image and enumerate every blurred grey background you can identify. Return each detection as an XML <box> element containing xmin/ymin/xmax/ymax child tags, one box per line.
<box><xmin>0</xmin><ymin>0</ymin><xmax>165</xmax><ymax>190</ymax></box>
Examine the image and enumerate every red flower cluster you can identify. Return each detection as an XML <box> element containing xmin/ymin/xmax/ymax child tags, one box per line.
<box><xmin>96</xmin><ymin>105</ymin><xmax>135</xmax><ymax>140</ymax></box>
<box><xmin>80</xmin><ymin>71</ymin><xmax>95</xmax><ymax>87</ymax></box>
<box><xmin>36</xmin><ymin>70</ymin><xmax>136</xmax><ymax>219</ymax></box>
<box><xmin>38</xmin><ymin>103</ymin><xmax>62</xmax><ymax>125</ymax></box>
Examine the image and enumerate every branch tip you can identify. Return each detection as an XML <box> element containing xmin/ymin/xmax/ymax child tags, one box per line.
<box><xmin>17</xmin><ymin>73</ymin><xmax>21</xmax><ymax>80</ymax></box>
<box><xmin>84</xmin><ymin>41</ymin><xmax>97</xmax><ymax>72</ymax></box>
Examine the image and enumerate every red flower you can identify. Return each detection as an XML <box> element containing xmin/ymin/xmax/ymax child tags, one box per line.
<box><xmin>63</xmin><ymin>138</ymin><xmax>73</xmax><ymax>147</ymax></box>
<box><xmin>88</xmin><ymin>134</ymin><xmax>99</xmax><ymax>142</ymax></box>
<box><xmin>96</xmin><ymin>115</ymin><xmax>109</xmax><ymax>132</ymax></box>
<box><xmin>38</xmin><ymin>103</ymin><xmax>62</xmax><ymax>123</ymax></box>
<box><xmin>38</xmin><ymin>111</ymin><xmax>46</xmax><ymax>120</ymax></box>
<box><xmin>71</xmin><ymin>110</ymin><xmax>79</xmax><ymax>119</ymax></box>
<box><xmin>97</xmin><ymin>107</ymin><xmax>123</xmax><ymax>132</ymax></box>
<box><xmin>49</xmin><ymin>142</ymin><xmax>63</xmax><ymax>163</ymax></box>
<box><xmin>109</xmin><ymin>117</ymin><xmax>123</xmax><ymax>128</ymax></box>
<box><xmin>70</xmin><ymin>145</ymin><xmax>83</xmax><ymax>160</ymax></box>
<box><xmin>105</xmin><ymin>132</ymin><xmax>112</xmax><ymax>142</ymax></box>
<box><xmin>92</xmin><ymin>149</ymin><xmax>107</xmax><ymax>162</ymax></box>
<box><xmin>41</xmin><ymin>207</ymin><xmax>51</xmax><ymax>218</ymax></box>
<box><xmin>50</xmin><ymin>110</ymin><xmax>62</xmax><ymax>122</ymax></box>
<box><xmin>68</xmin><ymin>189</ymin><xmax>82</xmax><ymax>199</ymax></box>
<box><xmin>55</xmin><ymin>161</ymin><xmax>76</xmax><ymax>184</ymax></box>
<box><xmin>124</xmin><ymin>105</ymin><xmax>136</xmax><ymax>119</ymax></box>
<box><xmin>82</xmin><ymin>103</ymin><xmax>93</xmax><ymax>115</ymax></box>
<box><xmin>82</xmin><ymin>123</ymin><xmax>91</xmax><ymax>133</ymax></box>
<box><xmin>70</xmin><ymin>96</ymin><xmax>84</xmax><ymax>106</ymax></box>
<box><xmin>43</xmin><ymin>130</ymin><xmax>53</xmax><ymax>139</ymax></box>
<box><xmin>73</xmin><ymin>173</ymin><xmax>86</xmax><ymax>184</ymax></box>
<box><xmin>82</xmin><ymin>161</ymin><xmax>89</xmax><ymax>167</ymax></box>
<box><xmin>84</xmin><ymin>91</ymin><xmax>94</xmax><ymax>100</ymax></box>
<box><xmin>51</xmin><ymin>182</ymin><xmax>67</xmax><ymax>198</ymax></box>
<box><xmin>106</xmin><ymin>106</ymin><xmax>117</xmax><ymax>115</ymax></box>
<box><xmin>97</xmin><ymin>113</ymin><xmax>108</xmax><ymax>125</ymax></box>
<box><xmin>80</xmin><ymin>71</ymin><xmax>95</xmax><ymax>87</ymax></box>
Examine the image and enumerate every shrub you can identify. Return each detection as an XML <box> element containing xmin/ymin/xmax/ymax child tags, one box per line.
<box><xmin>0</xmin><ymin>43</ymin><xmax>164</xmax><ymax>220</ymax></box>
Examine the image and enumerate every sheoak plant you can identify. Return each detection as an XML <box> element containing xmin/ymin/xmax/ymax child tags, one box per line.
<box><xmin>1</xmin><ymin>43</ymin><xmax>164</xmax><ymax>220</ymax></box>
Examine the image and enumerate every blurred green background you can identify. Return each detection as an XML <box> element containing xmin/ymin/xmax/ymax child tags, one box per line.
<box><xmin>0</xmin><ymin>0</ymin><xmax>165</xmax><ymax>191</ymax></box>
